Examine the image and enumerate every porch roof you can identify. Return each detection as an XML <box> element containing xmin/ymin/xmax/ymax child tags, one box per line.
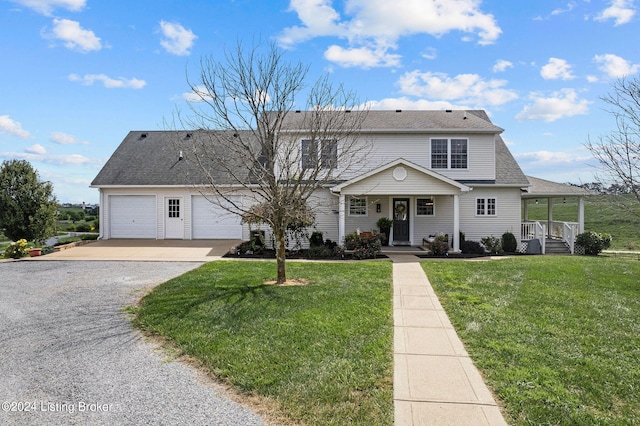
<box><xmin>522</xmin><ymin>176</ymin><xmax>596</xmax><ymax>199</ymax></box>
<box><xmin>330</xmin><ymin>158</ymin><xmax>471</xmax><ymax>195</ymax></box>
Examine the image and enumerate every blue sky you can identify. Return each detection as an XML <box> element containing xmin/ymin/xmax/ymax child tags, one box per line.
<box><xmin>1</xmin><ymin>0</ymin><xmax>638</xmax><ymax>203</ymax></box>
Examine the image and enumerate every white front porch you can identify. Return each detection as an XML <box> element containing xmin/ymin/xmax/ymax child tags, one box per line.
<box><xmin>331</xmin><ymin>159</ymin><xmax>472</xmax><ymax>252</ymax></box>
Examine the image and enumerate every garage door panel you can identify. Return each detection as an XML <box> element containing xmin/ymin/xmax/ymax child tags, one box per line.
<box><xmin>192</xmin><ymin>196</ymin><xmax>242</xmax><ymax>239</ymax></box>
<box><xmin>110</xmin><ymin>195</ymin><xmax>156</xmax><ymax>239</ymax></box>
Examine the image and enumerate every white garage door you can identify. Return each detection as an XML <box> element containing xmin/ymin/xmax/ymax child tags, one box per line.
<box><xmin>110</xmin><ymin>195</ymin><xmax>157</xmax><ymax>239</ymax></box>
<box><xmin>192</xmin><ymin>196</ymin><xmax>242</xmax><ymax>239</ymax></box>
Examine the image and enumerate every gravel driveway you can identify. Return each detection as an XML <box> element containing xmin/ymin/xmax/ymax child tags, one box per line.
<box><xmin>0</xmin><ymin>260</ymin><xmax>266</xmax><ymax>426</ymax></box>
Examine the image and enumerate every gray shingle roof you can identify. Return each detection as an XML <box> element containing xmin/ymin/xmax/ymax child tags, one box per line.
<box><xmin>279</xmin><ymin>109</ymin><xmax>503</xmax><ymax>132</ymax></box>
<box><xmin>92</xmin><ymin>110</ymin><xmax>528</xmax><ymax>187</ymax></box>
<box><xmin>91</xmin><ymin>130</ymin><xmax>255</xmax><ymax>187</ymax></box>
<box><xmin>524</xmin><ymin>176</ymin><xmax>596</xmax><ymax>197</ymax></box>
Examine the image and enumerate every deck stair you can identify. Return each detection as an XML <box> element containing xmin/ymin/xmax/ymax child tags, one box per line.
<box><xmin>545</xmin><ymin>239</ymin><xmax>571</xmax><ymax>255</ymax></box>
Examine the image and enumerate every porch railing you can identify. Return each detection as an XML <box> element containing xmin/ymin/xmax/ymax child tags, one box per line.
<box><xmin>521</xmin><ymin>221</ymin><xmax>546</xmax><ymax>254</ymax></box>
<box><xmin>522</xmin><ymin>220</ymin><xmax>579</xmax><ymax>254</ymax></box>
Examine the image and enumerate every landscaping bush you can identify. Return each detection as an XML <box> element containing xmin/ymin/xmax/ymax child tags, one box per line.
<box><xmin>41</xmin><ymin>245</ymin><xmax>55</xmax><ymax>255</ymax></box>
<box><xmin>501</xmin><ymin>231</ymin><xmax>517</xmax><ymax>253</ymax></box>
<box><xmin>80</xmin><ymin>233</ymin><xmax>99</xmax><ymax>240</ymax></box>
<box><xmin>309</xmin><ymin>231</ymin><xmax>324</xmax><ymax>247</ymax></box>
<box><xmin>481</xmin><ymin>235</ymin><xmax>502</xmax><ymax>254</ymax></box>
<box><xmin>305</xmin><ymin>245</ymin><xmax>333</xmax><ymax>259</ymax></box>
<box><xmin>461</xmin><ymin>240</ymin><xmax>485</xmax><ymax>255</ymax></box>
<box><xmin>346</xmin><ymin>232</ymin><xmax>382</xmax><ymax>260</ymax></box>
<box><xmin>427</xmin><ymin>234</ymin><xmax>449</xmax><ymax>256</ymax></box>
<box><xmin>576</xmin><ymin>231</ymin><xmax>612</xmax><ymax>255</ymax></box>
<box><xmin>3</xmin><ymin>239</ymin><xmax>30</xmax><ymax>259</ymax></box>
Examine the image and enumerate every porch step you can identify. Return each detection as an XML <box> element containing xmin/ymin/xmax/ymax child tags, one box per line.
<box><xmin>545</xmin><ymin>239</ymin><xmax>571</xmax><ymax>254</ymax></box>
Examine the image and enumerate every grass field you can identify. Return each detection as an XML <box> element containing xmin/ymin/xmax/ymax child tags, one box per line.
<box><xmin>524</xmin><ymin>196</ymin><xmax>640</xmax><ymax>250</ymax></box>
<box><xmin>134</xmin><ymin>261</ymin><xmax>394</xmax><ymax>426</ymax></box>
<box><xmin>424</xmin><ymin>256</ymin><xmax>640</xmax><ymax>424</ymax></box>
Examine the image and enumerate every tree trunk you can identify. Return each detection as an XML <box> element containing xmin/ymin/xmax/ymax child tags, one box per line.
<box><xmin>275</xmin><ymin>229</ymin><xmax>287</xmax><ymax>284</ymax></box>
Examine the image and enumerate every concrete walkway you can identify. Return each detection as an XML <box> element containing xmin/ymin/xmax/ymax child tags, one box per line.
<box><xmin>389</xmin><ymin>254</ymin><xmax>507</xmax><ymax>426</ymax></box>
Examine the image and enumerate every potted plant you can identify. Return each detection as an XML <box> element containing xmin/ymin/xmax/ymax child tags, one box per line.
<box><xmin>376</xmin><ymin>217</ymin><xmax>393</xmax><ymax>246</ymax></box>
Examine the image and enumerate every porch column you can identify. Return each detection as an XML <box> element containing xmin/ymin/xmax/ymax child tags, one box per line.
<box><xmin>547</xmin><ymin>198</ymin><xmax>553</xmax><ymax>239</ymax></box>
<box><xmin>338</xmin><ymin>193</ymin><xmax>346</xmax><ymax>244</ymax></box>
<box><xmin>578</xmin><ymin>197</ymin><xmax>585</xmax><ymax>234</ymax></box>
<box><xmin>453</xmin><ymin>194</ymin><xmax>460</xmax><ymax>252</ymax></box>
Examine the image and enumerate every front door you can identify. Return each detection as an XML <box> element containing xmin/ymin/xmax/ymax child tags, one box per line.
<box><xmin>393</xmin><ymin>198</ymin><xmax>410</xmax><ymax>244</ymax></box>
<box><xmin>165</xmin><ymin>198</ymin><xmax>184</xmax><ymax>239</ymax></box>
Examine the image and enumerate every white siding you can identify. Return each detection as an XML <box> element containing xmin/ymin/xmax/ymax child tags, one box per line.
<box><xmin>341</xmin><ymin>165</ymin><xmax>461</xmax><ymax>196</ymax></box>
<box><xmin>333</xmin><ymin>133</ymin><xmax>496</xmax><ymax>181</ymax></box>
<box><xmin>459</xmin><ymin>187</ymin><xmax>522</xmax><ymax>242</ymax></box>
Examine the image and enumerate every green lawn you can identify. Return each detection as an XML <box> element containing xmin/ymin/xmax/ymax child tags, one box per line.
<box><xmin>134</xmin><ymin>260</ymin><xmax>394</xmax><ymax>425</ymax></box>
<box><xmin>423</xmin><ymin>256</ymin><xmax>640</xmax><ymax>425</ymax></box>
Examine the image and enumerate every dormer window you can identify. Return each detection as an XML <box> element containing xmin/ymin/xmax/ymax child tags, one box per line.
<box><xmin>431</xmin><ymin>138</ymin><xmax>468</xmax><ymax>169</ymax></box>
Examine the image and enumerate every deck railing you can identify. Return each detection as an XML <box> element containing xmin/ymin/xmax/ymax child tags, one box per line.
<box><xmin>522</xmin><ymin>220</ymin><xmax>579</xmax><ymax>254</ymax></box>
<box><xmin>521</xmin><ymin>221</ymin><xmax>546</xmax><ymax>254</ymax></box>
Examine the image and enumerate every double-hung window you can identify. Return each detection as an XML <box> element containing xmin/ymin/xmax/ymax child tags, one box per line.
<box><xmin>416</xmin><ymin>197</ymin><xmax>435</xmax><ymax>216</ymax></box>
<box><xmin>476</xmin><ymin>197</ymin><xmax>496</xmax><ymax>216</ymax></box>
<box><xmin>348</xmin><ymin>196</ymin><xmax>367</xmax><ymax>216</ymax></box>
<box><xmin>302</xmin><ymin>139</ymin><xmax>338</xmax><ymax>169</ymax></box>
<box><xmin>431</xmin><ymin>138</ymin><xmax>468</xmax><ymax>169</ymax></box>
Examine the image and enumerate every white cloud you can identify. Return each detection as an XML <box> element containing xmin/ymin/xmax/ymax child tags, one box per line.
<box><xmin>25</xmin><ymin>144</ymin><xmax>47</xmax><ymax>155</ymax></box>
<box><xmin>278</xmin><ymin>0</ymin><xmax>502</xmax><ymax>68</ymax></box>
<box><xmin>515</xmin><ymin>89</ymin><xmax>591</xmax><ymax>122</ymax></box>
<box><xmin>492</xmin><ymin>59</ymin><xmax>513</xmax><ymax>73</ymax></box>
<box><xmin>515</xmin><ymin>150</ymin><xmax>593</xmax><ymax>166</ymax></box>
<box><xmin>0</xmin><ymin>115</ymin><xmax>31</xmax><ymax>139</ymax></box>
<box><xmin>324</xmin><ymin>44</ymin><xmax>401</xmax><ymax>68</ymax></box>
<box><xmin>594</xmin><ymin>0</ymin><xmax>636</xmax><ymax>25</ymax></box>
<box><xmin>398</xmin><ymin>71</ymin><xmax>518</xmax><ymax>106</ymax></box>
<box><xmin>541</xmin><ymin>58</ymin><xmax>575</xmax><ymax>80</ymax></box>
<box><xmin>159</xmin><ymin>21</ymin><xmax>197</xmax><ymax>56</ymax></box>
<box><xmin>69</xmin><ymin>74</ymin><xmax>146</xmax><ymax>89</ymax></box>
<box><xmin>45</xmin><ymin>18</ymin><xmax>101</xmax><ymax>53</ymax></box>
<box><xmin>181</xmin><ymin>85</ymin><xmax>214</xmax><ymax>102</ymax></box>
<box><xmin>593</xmin><ymin>53</ymin><xmax>640</xmax><ymax>78</ymax></box>
<box><xmin>50</xmin><ymin>131</ymin><xmax>88</xmax><ymax>145</ymax></box>
<box><xmin>551</xmin><ymin>2</ymin><xmax>577</xmax><ymax>16</ymax></box>
<box><xmin>10</xmin><ymin>0</ymin><xmax>85</xmax><ymax>16</ymax></box>
<box><xmin>421</xmin><ymin>47</ymin><xmax>437</xmax><ymax>60</ymax></box>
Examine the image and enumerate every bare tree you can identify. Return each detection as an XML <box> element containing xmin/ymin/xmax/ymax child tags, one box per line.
<box><xmin>173</xmin><ymin>41</ymin><xmax>369</xmax><ymax>283</ymax></box>
<box><xmin>585</xmin><ymin>76</ymin><xmax>640</xmax><ymax>216</ymax></box>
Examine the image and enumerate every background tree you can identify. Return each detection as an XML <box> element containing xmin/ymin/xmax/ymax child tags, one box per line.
<box><xmin>174</xmin><ymin>41</ymin><xmax>370</xmax><ymax>283</ymax></box>
<box><xmin>0</xmin><ymin>159</ymin><xmax>58</xmax><ymax>242</ymax></box>
<box><xmin>585</xmin><ymin>76</ymin><xmax>640</xmax><ymax>216</ymax></box>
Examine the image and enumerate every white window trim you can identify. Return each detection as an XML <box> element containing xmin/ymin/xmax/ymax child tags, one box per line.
<box><xmin>430</xmin><ymin>138</ymin><xmax>469</xmax><ymax>170</ymax></box>
<box><xmin>348</xmin><ymin>196</ymin><xmax>368</xmax><ymax>217</ymax></box>
<box><xmin>416</xmin><ymin>197</ymin><xmax>436</xmax><ymax>217</ymax></box>
<box><xmin>301</xmin><ymin>138</ymin><xmax>338</xmax><ymax>170</ymax></box>
<box><xmin>475</xmin><ymin>197</ymin><xmax>497</xmax><ymax>217</ymax></box>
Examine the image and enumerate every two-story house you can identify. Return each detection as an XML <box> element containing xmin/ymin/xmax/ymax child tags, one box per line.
<box><xmin>91</xmin><ymin>109</ymin><xmax>587</xmax><ymax>253</ymax></box>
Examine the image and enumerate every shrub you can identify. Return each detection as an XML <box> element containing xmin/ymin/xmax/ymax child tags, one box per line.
<box><xmin>41</xmin><ymin>245</ymin><xmax>55</xmax><ymax>255</ymax></box>
<box><xmin>80</xmin><ymin>233</ymin><xmax>99</xmax><ymax>241</ymax></box>
<box><xmin>427</xmin><ymin>234</ymin><xmax>449</xmax><ymax>256</ymax></box>
<box><xmin>3</xmin><ymin>239</ymin><xmax>30</xmax><ymax>259</ymax></box>
<box><xmin>306</xmin><ymin>245</ymin><xmax>333</xmax><ymax>259</ymax></box>
<box><xmin>481</xmin><ymin>235</ymin><xmax>502</xmax><ymax>255</ymax></box>
<box><xmin>576</xmin><ymin>231</ymin><xmax>612</xmax><ymax>255</ymax></box>
<box><xmin>344</xmin><ymin>232</ymin><xmax>359</xmax><ymax>250</ymax></box>
<box><xmin>309</xmin><ymin>231</ymin><xmax>324</xmax><ymax>247</ymax></box>
<box><xmin>75</xmin><ymin>223</ymin><xmax>92</xmax><ymax>232</ymax></box>
<box><xmin>501</xmin><ymin>231</ymin><xmax>517</xmax><ymax>253</ymax></box>
<box><xmin>461</xmin><ymin>240</ymin><xmax>485</xmax><ymax>255</ymax></box>
<box><xmin>349</xmin><ymin>233</ymin><xmax>382</xmax><ymax>260</ymax></box>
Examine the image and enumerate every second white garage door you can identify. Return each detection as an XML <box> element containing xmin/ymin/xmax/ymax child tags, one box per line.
<box><xmin>110</xmin><ymin>195</ymin><xmax>157</xmax><ymax>239</ymax></box>
<box><xmin>191</xmin><ymin>195</ymin><xmax>242</xmax><ymax>239</ymax></box>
